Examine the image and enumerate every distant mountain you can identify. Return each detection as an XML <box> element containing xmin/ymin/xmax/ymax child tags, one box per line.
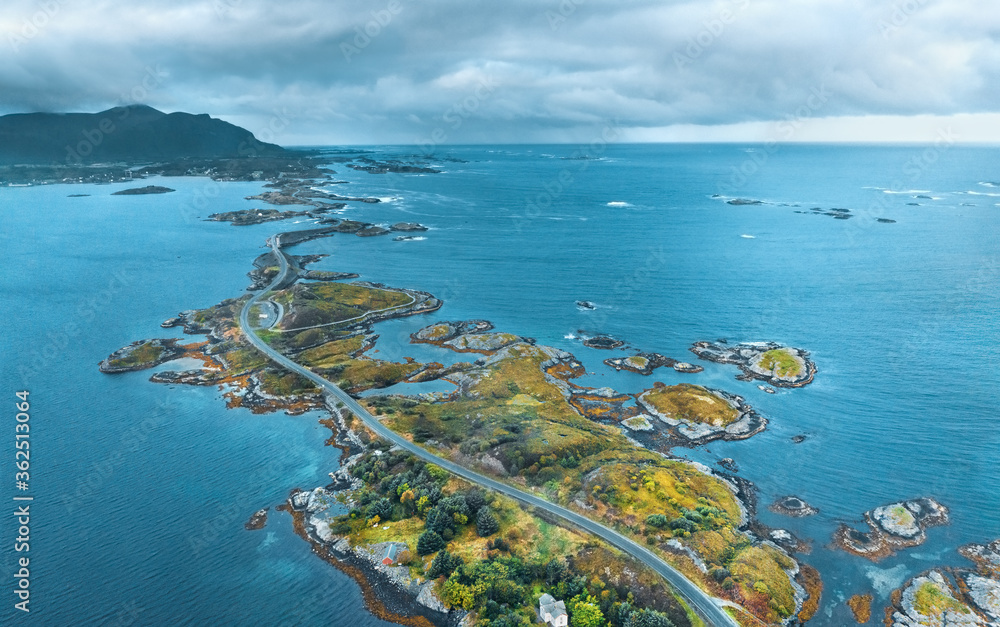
<box><xmin>0</xmin><ymin>105</ymin><xmax>286</xmax><ymax>165</ymax></box>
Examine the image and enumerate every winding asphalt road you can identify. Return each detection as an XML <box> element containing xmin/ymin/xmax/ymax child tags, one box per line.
<box><xmin>239</xmin><ymin>234</ymin><xmax>738</xmax><ymax>627</ymax></box>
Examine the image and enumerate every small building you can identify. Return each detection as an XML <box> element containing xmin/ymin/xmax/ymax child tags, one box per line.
<box><xmin>380</xmin><ymin>543</ymin><xmax>401</xmax><ymax>566</ymax></box>
<box><xmin>538</xmin><ymin>593</ymin><xmax>568</xmax><ymax>627</ymax></box>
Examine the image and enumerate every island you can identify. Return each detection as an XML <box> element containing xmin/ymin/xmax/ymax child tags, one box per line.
<box><xmin>636</xmin><ymin>383</ymin><xmax>765</xmax><ymax>444</ymax></box>
<box><xmin>208</xmin><ymin>208</ymin><xmax>315</xmax><ymax>226</ymax></box>
<box><xmin>690</xmin><ymin>341</ymin><xmax>817</xmax><ymax>387</ymax></box>
<box><xmin>846</xmin><ymin>594</ymin><xmax>873</xmax><ymax>623</ymax></box>
<box><xmin>582</xmin><ymin>335</ymin><xmax>625</xmax><ymax>350</ymax></box>
<box><xmin>111</xmin><ymin>185</ymin><xmax>175</xmax><ymax>195</ymax></box>
<box><xmin>833</xmin><ymin>498</ymin><xmax>949</xmax><ymax>561</ymax></box>
<box><xmin>769</xmin><ymin>496</ymin><xmax>818</xmax><ymax>518</ymax></box>
<box><xmin>604</xmin><ymin>352</ymin><xmax>677</xmax><ymax>375</ymax></box>
<box><xmin>886</xmin><ymin>540</ymin><xmax>1000</xmax><ymax>626</ymax></box>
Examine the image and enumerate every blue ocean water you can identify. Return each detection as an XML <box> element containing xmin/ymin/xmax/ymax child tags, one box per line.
<box><xmin>2</xmin><ymin>144</ymin><xmax>999</xmax><ymax>626</ymax></box>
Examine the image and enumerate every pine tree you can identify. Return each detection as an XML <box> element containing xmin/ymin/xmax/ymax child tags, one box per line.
<box><xmin>476</xmin><ymin>507</ymin><xmax>500</xmax><ymax>537</ymax></box>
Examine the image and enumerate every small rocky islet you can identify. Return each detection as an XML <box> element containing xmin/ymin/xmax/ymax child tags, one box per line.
<box><xmin>636</xmin><ymin>382</ymin><xmax>765</xmax><ymax>445</ymax></box>
<box><xmin>690</xmin><ymin>340</ymin><xmax>817</xmax><ymax>388</ymax></box>
<box><xmin>886</xmin><ymin>540</ymin><xmax>1000</xmax><ymax>626</ymax></box>
<box><xmin>604</xmin><ymin>352</ymin><xmax>704</xmax><ymax>376</ymax></box>
<box><xmin>834</xmin><ymin>497</ymin><xmax>949</xmax><ymax>561</ymax></box>
<box><xmin>110</xmin><ymin>185</ymin><xmax>175</xmax><ymax>195</ymax></box>
<box><xmin>769</xmin><ymin>496</ymin><xmax>819</xmax><ymax>518</ymax></box>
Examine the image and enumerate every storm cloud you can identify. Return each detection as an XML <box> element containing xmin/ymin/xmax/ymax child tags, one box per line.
<box><xmin>2</xmin><ymin>0</ymin><xmax>999</xmax><ymax>143</ymax></box>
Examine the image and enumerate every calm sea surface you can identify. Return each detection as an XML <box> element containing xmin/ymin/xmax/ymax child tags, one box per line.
<box><xmin>1</xmin><ymin>144</ymin><xmax>998</xmax><ymax>625</ymax></box>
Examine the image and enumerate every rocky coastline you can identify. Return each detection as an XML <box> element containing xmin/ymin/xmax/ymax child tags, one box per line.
<box><xmin>99</xmin><ymin>338</ymin><xmax>190</xmax><ymax>373</ymax></box>
<box><xmin>690</xmin><ymin>340</ymin><xmax>817</xmax><ymax>387</ymax></box>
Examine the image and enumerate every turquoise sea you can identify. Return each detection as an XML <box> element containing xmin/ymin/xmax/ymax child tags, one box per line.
<box><xmin>1</xmin><ymin>144</ymin><xmax>998</xmax><ymax>625</ymax></box>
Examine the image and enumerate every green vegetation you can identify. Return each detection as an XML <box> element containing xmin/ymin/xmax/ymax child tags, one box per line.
<box><xmin>274</xmin><ymin>282</ymin><xmax>412</xmax><ymax>330</ymax></box>
<box><xmin>330</xmin><ymin>446</ymin><xmax>689</xmax><ymax>627</ymax></box>
<box><xmin>757</xmin><ymin>349</ymin><xmax>801</xmax><ymax>378</ymax></box>
<box><xmin>889</xmin><ymin>505</ymin><xmax>915</xmax><ymax>527</ymax></box>
<box><xmin>642</xmin><ymin>384</ymin><xmax>739</xmax><ymax>427</ymax></box>
<box><xmin>912</xmin><ymin>581</ymin><xmax>970</xmax><ymax>617</ymax></box>
<box><xmin>368</xmin><ymin>346</ymin><xmax>795</xmax><ymax>623</ymax></box>
<box><xmin>106</xmin><ymin>340</ymin><xmax>168</xmax><ymax>368</ymax></box>
<box><xmin>625</xmin><ymin>356</ymin><xmax>649</xmax><ymax>370</ymax></box>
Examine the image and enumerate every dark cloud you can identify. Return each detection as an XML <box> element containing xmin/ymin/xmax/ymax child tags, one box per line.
<box><xmin>2</xmin><ymin>0</ymin><xmax>998</xmax><ymax>142</ymax></box>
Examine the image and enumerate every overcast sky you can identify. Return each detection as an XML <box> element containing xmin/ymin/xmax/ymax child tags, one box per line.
<box><xmin>2</xmin><ymin>0</ymin><xmax>999</xmax><ymax>144</ymax></box>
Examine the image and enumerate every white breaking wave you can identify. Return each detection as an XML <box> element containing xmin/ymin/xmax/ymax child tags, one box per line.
<box><xmin>564</xmin><ymin>333</ymin><xmax>577</xmax><ymax>340</ymax></box>
<box><xmin>607</xmin><ymin>201</ymin><xmax>632</xmax><ymax>207</ymax></box>
<box><xmin>740</xmin><ymin>234</ymin><xmax>756</xmax><ymax>239</ymax></box>
<box><xmin>883</xmin><ymin>189</ymin><xmax>931</xmax><ymax>195</ymax></box>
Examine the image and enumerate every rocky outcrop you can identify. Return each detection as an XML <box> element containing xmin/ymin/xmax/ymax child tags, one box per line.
<box><xmin>99</xmin><ymin>338</ymin><xmax>186</xmax><ymax>373</ymax></box>
<box><xmin>605</xmin><ymin>352</ymin><xmax>677</xmax><ymax>376</ymax></box>
<box><xmin>245</xmin><ymin>507</ymin><xmax>268</xmax><ymax>530</ymax></box>
<box><xmin>391</xmin><ymin>222</ymin><xmax>428</xmax><ymax>232</ymax></box>
<box><xmin>834</xmin><ymin>498</ymin><xmax>949</xmax><ymax>561</ymax></box>
<box><xmin>411</xmin><ymin>320</ymin><xmax>494</xmax><ymax>345</ymax></box>
<box><xmin>583</xmin><ymin>335</ymin><xmax>624</xmax><ymax>350</ymax></box>
<box><xmin>888</xmin><ymin>570</ymin><xmax>991</xmax><ymax>626</ymax></box>
<box><xmin>636</xmin><ymin>384</ymin><xmax>765</xmax><ymax>445</ymax></box>
<box><xmin>111</xmin><ymin>185</ymin><xmax>174</xmax><ymax>195</ymax></box>
<box><xmin>208</xmin><ymin>208</ymin><xmax>310</xmax><ymax>225</ymax></box>
<box><xmin>690</xmin><ymin>341</ymin><xmax>816</xmax><ymax>387</ymax></box>
<box><xmin>769</xmin><ymin>496</ymin><xmax>818</xmax><ymax>518</ymax></box>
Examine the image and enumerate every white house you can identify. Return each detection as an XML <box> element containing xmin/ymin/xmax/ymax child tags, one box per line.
<box><xmin>538</xmin><ymin>593</ymin><xmax>568</xmax><ymax>627</ymax></box>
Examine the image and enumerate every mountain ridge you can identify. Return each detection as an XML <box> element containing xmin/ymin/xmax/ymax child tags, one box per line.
<box><xmin>0</xmin><ymin>105</ymin><xmax>286</xmax><ymax>165</ymax></box>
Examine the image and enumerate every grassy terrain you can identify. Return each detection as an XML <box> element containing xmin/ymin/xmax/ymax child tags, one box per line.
<box><xmin>149</xmin><ymin>279</ymin><xmax>804</xmax><ymax>624</ymax></box>
<box><xmin>757</xmin><ymin>349</ymin><xmax>801</xmax><ymax>378</ymax></box>
<box><xmin>888</xmin><ymin>505</ymin><xmax>915</xmax><ymax>527</ymax></box>
<box><xmin>642</xmin><ymin>384</ymin><xmax>740</xmax><ymax>427</ymax></box>
<box><xmin>274</xmin><ymin>282</ymin><xmax>412</xmax><ymax>330</ymax></box>
<box><xmin>107</xmin><ymin>340</ymin><xmax>167</xmax><ymax>368</ymax></box>
<box><xmin>626</xmin><ymin>355</ymin><xmax>650</xmax><ymax>369</ymax></box>
<box><xmin>367</xmin><ymin>344</ymin><xmax>797</xmax><ymax>624</ymax></box>
<box><xmin>912</xmin><ymin>580</ymin><xmax>971</xmax><ymax>617</ymax></box>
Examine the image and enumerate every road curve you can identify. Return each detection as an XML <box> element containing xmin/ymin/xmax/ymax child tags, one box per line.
<box><xmin>239</xmin><ymin>234</ymin><xmax>738</xmax><ymax>627</ymax></box>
